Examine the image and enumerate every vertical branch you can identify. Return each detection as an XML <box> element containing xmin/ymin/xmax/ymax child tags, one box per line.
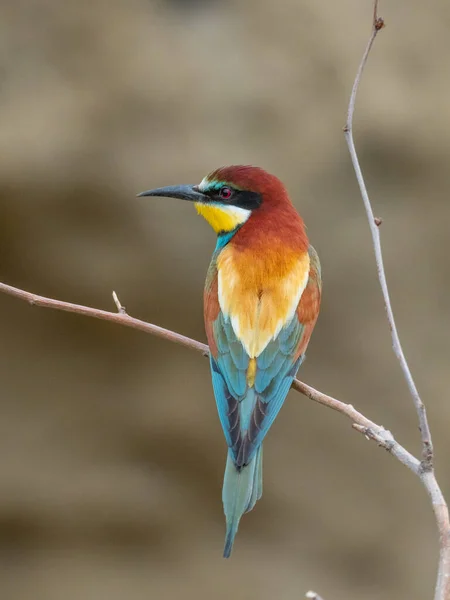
<box><xmin>343</xmin><ymin>2</ymin><xmax>450</xmax><ymax>599</ymax></box>
<box><xmin>344</xmin><ymin>0</ymin><xmax>433</xmax><ymax>470</ymax></box>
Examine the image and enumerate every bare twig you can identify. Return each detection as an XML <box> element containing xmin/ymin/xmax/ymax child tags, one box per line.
<box><xmin>293</xmin><ymin>378</ymin><xmax>419</xmax><ymax>473</ymax></box>
<box><xmin>343</xmin><ymin>2</ymin><xmax>450</xmax><ymax>599</ymax></box>
<box><xmin>112</xmin><ymin>290</ymin><xmax>127</xmax><ymax>315</ymax></box>
<box><xmin>0</xmin><ymin>281</ymin><xmax>208</xmax><ymax>356</ymax></box>
<box><xmin>0</xmin><ymin>279</ymin><xmax>418</xmax><ymax>472</ymax></box>
<box><xmin>344</xmin><ymin>0</ymin><xmax>432</xmax><ymax>467</ymax></box>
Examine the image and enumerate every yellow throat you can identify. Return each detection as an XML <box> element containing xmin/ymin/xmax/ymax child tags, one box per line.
<box><xmin>195</xmin><ymin>203</ymin><xmax>251</xmax><ymax>234</ymax></box>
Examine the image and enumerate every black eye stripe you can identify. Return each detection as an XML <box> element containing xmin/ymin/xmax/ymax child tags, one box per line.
<box><xmin>204</xmin><ymin>186</ymin><xmax>262</xmax><ymax>210</ymax></box>
<box><xmin>233</xmin><ymin>190</ymin><xmax>262</xmax><ymax>210</ymax></box>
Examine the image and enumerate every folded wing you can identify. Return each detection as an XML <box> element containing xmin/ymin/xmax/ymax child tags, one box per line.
<box><xmin>205</xmin><ymin>246</ymin><xmax>321</xmax><ymax>468</ymax></box>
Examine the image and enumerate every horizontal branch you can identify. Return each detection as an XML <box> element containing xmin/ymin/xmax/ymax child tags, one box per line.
<box><xmin>0</xmin><ymin>280</ymin><xmax>419</xmax><ymax>474</ymax></box>
<box><xmin>0</xmin><ymin>282</ymin><xmax>209</xmax><ymax>356</ymax></box>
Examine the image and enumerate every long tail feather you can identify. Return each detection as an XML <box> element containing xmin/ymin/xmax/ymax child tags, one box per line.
<box><xmin>222</xmin><ymin>445</ymin><xmax>263</xmax><ymax>558</ymax></box>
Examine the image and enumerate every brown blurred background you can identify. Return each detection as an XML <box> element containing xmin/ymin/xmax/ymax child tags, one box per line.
<box><xmin>0</xmin><ymin>0</ymin><xmax>449</xmax><ymax>598</ymax></box>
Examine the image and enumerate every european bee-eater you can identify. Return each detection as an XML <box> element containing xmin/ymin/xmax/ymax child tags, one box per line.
<box><xmin>138</xmin><ymin>165</ymin><xmax>321</xmax><ymax>557</ymax></box>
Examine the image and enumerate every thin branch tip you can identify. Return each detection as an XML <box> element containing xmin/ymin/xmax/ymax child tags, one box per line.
<box><xmin>112</xmin><ymin>290</ymin><xmax>127</xmax><ymax>315</ymax></box>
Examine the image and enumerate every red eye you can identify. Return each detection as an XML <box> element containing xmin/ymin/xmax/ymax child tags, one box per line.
<box><xmin>219</xmin><ymin>186</ymin><xmax>232</xmax><ymax>200</ymax></box>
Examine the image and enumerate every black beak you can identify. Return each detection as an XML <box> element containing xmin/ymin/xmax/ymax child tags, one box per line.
<box><xmin>137</xmin><ymin>184</ymin><xmax>206</xmax><ymax>203</ymax></box>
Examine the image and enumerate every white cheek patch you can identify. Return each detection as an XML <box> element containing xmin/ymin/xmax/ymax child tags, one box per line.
<box><xmin>198</xmin><ymin>177</ymin><xmax>209</xmax><ymax>192</ymax></box>
<box><xmin>219</xmin><ymin>204</ymin><xmax>251</xmax><ymax>222</ymax></box>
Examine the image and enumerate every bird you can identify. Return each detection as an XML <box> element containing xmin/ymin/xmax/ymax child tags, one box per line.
<box><xmin>138</xmin><ymin>165</ymin><xmax>321</xmax><ymax>558</ymax></box>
